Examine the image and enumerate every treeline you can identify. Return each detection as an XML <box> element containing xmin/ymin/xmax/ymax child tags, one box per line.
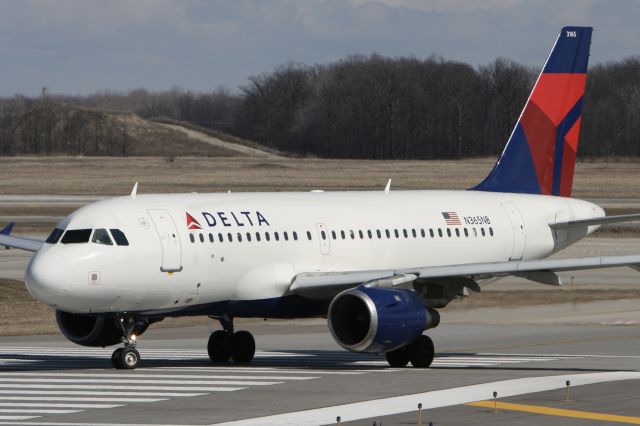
<box><xmin>2</xmin><ymin>55</ymin><xmax>640</xmax><ymax>158</ymax></box>
<box><xmin>0</xmin><ymin>97</ymin><xmax>130</xmax><ymax>156</ymax></box>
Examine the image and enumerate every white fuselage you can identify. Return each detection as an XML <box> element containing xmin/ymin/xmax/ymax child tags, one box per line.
<box><xmin>24</xmin><ymin>190</ymin><xmax>604</xmax><ymax>315</ymax></box>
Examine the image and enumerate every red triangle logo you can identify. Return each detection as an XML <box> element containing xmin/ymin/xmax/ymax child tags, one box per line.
<box><xmin>186</xmin><ymin>212</ymin><xmax>201</xmax><ymax>230</ymax></box>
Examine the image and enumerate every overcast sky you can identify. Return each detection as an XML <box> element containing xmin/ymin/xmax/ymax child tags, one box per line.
<box><xmin>1</xmin><ymin>0</ymin><xmax>638</xmax><ymax>96</ymax></box>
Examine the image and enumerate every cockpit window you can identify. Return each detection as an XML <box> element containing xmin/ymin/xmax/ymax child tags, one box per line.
<box><xmin>45</xmin><ymin>228</ymin><xmax>64</xmax><ymax>244</ymax></box>
<box><xmin>110</xmin><ymin>229</ymin><xmax>129</xmax><ymax>246</ymax></box>
<box><xmin>61</xmin><ymin>229</ymin><xmax>92</xmax><ymax>244</ymax></box>
<box><xmin>92</xmin><ymin>229</ymin><xmax>113</xmax><ymax>245</ymax></box>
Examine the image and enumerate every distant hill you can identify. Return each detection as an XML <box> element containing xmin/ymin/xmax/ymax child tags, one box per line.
<box><xmin>0</xmin><ymin>102</ymin><xmax>276</xmax><ymax>157</ymax></box>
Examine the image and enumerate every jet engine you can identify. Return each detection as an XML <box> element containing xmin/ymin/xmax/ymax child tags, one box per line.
<box><xmin>328</xmin><ymin>286</ymin><xmax>439</xmax><ymax>353</ymax></box>
<box><xmin>55</xmin><ymin>310</ymin><xmax>151</xmax><ymax>347</ymax></box>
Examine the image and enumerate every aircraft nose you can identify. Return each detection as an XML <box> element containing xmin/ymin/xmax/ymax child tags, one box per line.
<box><xmin>25</xmin><ymin>252</ymin><xmax>72</xmax><ymax>306</ymax></box>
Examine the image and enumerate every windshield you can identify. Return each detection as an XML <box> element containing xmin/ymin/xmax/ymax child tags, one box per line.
<box><xmin>110</xmin><ymin>229</ymin><xmax>129</xmax><ymax>246</ymax></box>
<box><xmin>91</xmin><ymin>229</ymin><xmax>113</xmax><ymax>245</ymax></box>
<box><xmin>61</xmin><ymin>229</ymin><xmax>92</xmax><ymax>244</ymax></box>
<box><xmin>45</xmin><ymin>228</ymin><xmax>64</xmax><ymax>244</ymax></box>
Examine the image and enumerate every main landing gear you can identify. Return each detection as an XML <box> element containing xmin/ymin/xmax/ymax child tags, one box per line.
<box><xmin>111</xmin><ymin>316</ymin><xmax>144</xmax><ymax>370</ymax></box>
<box><xmin>207</xmin><ymin>314</ymin><xmax>256</xmax><ymax>364</ymax></box>
<box><xmin>385</xmin><ymin>335</ymin><xmax>435</xmax><ymax>368</ymax></box>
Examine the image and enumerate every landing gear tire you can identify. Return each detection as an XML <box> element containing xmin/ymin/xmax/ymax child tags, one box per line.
<box><xmin>231</xmin><ymin>330</ymin><xmax>255</xmax><ymax>363</ymax></box>
<box><xmin>208</xmin><ymin>330</ymin><xmax>231</xmax><ymax>363</ymax></box>
<box><xmin>385</xmin><ymin>347</ymin><xmax>410</xmax><ymax>367</ymax></box>
<box><xmin>111</xmin><ymin>348</ymin><xmax>124</xmax><ymax>369</ymax></box>
<box><xmin>408</xmin><ymin>335</ymin><xmax>435</xmax><ymax>368</ymax></box>
<box><xmin>111</xmin><ymin>347</ymin><xmax>140</xmax><ymax>369</ymax></box>
<box><xmin>120</xmin><ymin>347</ymin><xmax>141</xmax><ymax>369</ymax></box>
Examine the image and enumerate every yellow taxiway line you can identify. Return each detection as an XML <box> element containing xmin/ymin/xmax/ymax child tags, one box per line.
<box><xmin>467</xmin><ymin>401</ymin><xmax>640</xmax><ymax>424</ymax></box>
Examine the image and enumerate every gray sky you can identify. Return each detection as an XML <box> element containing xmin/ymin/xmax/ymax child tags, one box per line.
<box><xmin>1</xmin><ymin>0</ymin><xmax>638</xmax><ymax>96</ymax></box>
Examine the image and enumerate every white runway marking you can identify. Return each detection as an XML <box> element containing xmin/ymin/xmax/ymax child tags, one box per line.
<box><xmin>0</xmin><ymin>346</ymin><xmax>395</xmax><ymax>422</ymax></box>
<box><xmin>0</xmin><ymin>346</ymin><xmax>589</xmax><ymax>422</ymax></box>
<box><xmin>216</xmin><ymin>371</ymin><xmax>640</xmax><ymax>426</ymax></box>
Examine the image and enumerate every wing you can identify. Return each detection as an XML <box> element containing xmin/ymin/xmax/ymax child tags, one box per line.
<box><xmin>0</xmin><ymin>223</ymin><xmax>44</xmax><ymax>252</ymax></box>
<box><xmin>290</xmin><ymin>254</ymin><xmax>640</xmax><ymax>303</ymax></box>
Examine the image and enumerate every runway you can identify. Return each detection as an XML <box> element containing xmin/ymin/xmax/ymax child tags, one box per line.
<box><xmin>0</xmin><ymin>322</ymin><xmax>637</xmax><ymax>425</ymax></box>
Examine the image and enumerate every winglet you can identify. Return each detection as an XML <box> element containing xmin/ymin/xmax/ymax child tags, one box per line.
<box><xmin>384</xmin><ymin>179</ymin><xmax>391</xmax><ymax>194</ymax></box>
<box><xmin>130</xmin><ymin>182</ymin><xmax>138</xmax><ymax>199</ymax></box>
<box><xmin>0</xmin><ymin>223</ymin><xmax>14</xmax><ymax>236</ymax></box>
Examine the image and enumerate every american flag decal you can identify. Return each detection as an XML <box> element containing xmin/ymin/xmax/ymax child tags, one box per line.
<box><xmin>442</xmin><ymin>212</ymin><xmax>461</xmax><ymax>226</ymax></box>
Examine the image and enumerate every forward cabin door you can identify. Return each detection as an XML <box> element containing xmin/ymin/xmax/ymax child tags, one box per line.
<box><xmin>316</xmin><ymin>223</ymin><xmax>330</xmax><ymax>255</ymax></box>
<box><xmin>147</xmin><ymin>209</ymin><xmax>183</xmax><ymax>272</ymax></box>
<box><xmin>501</xmin><ymin>202</ymin><xmax>526</xmax><ymax>261</ymax></box>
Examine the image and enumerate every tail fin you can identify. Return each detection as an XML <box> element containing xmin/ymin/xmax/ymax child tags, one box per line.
<box><xmin>473</xmin><ymin>26</ymin><xmax>593</xmax><ymax>197</ymax></box>
<box><xmin>0</xmin><ymin>223</ymin><xmax>14</xmax><ymax>236</ymax></box>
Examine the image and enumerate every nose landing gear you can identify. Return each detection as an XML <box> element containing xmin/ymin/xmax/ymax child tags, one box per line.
<box><xmin>111</xmin><ymin>316</ymin><xmax>144</xmax><ymax>369</ymax></box>
<box><xmin>207</xmin><ymin>314</ymin><xmax>256</xmax><ymax>364</ymax></box>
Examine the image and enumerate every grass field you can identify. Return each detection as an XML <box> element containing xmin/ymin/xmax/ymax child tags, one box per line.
<box><xmin>2</xmin><ymin>156</ymin><xmax>640</xmax><ymax>197</ymax></box>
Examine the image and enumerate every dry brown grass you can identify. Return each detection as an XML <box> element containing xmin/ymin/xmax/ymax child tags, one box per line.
<box><xmin>0</xmin><ymin>279</ymin><xmax>58</xmax><ymax>335</ymax></box>
<box><xmin>0</xmin><ymin>156</ymin><xmax>638</xmax><ymax>198</ymax></box>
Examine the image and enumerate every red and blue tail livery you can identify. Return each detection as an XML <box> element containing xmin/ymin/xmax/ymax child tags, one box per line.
<box><xmin>474</xmin><ymin>26</ymin><xmax>593</xmax><ymax>197</ymax></box>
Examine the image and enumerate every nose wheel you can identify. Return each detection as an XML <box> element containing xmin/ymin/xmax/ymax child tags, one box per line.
<box><xmin>111</xmin><ymin>346</ymin><xmax>141</xmax><ymax>369</ymax></box>
<box><xmin>207</xmin><ymin>315</ymin><xmax>256</xmax><ymax>364</ymax></box>
<box><xmin>111</xmin><ymin>316</ymin><xmax>144</xmax><ymax>370</ymax></box>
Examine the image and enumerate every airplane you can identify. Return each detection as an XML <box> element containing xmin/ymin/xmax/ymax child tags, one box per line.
<box><xmin>2</xmin><ymin>26</ymin><xmax>640</xmax><ymax>370</ymax></box>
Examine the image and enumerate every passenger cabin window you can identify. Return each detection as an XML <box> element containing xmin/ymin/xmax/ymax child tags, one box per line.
<box><xmin>61</xmin><ymin>229</ymin><xmax>92</xmax><ymax>244</ymax></box>
<box><xmin>209</xmin><ymin>233</ymin><xmax>214</xmax><ymax>243</ymax></box>
<box><xmin>46</xmin><ymin>228</ymin><xmax>64</xmax><ymax>244</ymax></box>
<box><xmin>306</xmin><ymin>231</ymin><xmax>312</xmax><ymax>240</ymax></box>
<box><xmin>110</xmin><ymin>229</ymin><xmax>129</xmax><ymax>246</ymax></box>
<box><xmin>293</xmin><ymin>231</ymin><xmax>298</xmax><ymax>241</ymax></box>
<box><xmin>199</xmin><ymin>233</ymin><xmax>205</xmax><ymax>243</ymax></box>
<box><xmin>92</xmin><ymin>229</ymin><xmax>113</xmax><ymax>245</ymax></box>
<box><xmin>190</xmin><ymin>234</ymin><xmax>195</xmax><ymax>243</ymax></box>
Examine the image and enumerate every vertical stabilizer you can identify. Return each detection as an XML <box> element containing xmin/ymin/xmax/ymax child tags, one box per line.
<box><xmin>473</xmin><ymin>26</ymin><xmax>592</xmax><ymax>197</ymax></box>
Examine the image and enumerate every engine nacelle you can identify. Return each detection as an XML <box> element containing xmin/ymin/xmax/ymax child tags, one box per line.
<box><xmin>328</xmin><ymin>286</ymin><xmax>439</xmax><ymax>354</ymax></box>
<box><xmin>55</xmin><ymin>311</ymin><xmax>154</xmax><ymax>347</ymax></box>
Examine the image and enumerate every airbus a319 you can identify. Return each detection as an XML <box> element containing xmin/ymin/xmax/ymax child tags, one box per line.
<box><xmin>3</xmin><ymin>26</ymin><xmax>639</xmax><ymax>370</ymax></box>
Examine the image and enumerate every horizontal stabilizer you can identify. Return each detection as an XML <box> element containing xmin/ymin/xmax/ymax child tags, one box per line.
<box><xmin>550</xmin><ymin>213</ymin><xmax>640</xmax><ymax>228</ymax></box>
